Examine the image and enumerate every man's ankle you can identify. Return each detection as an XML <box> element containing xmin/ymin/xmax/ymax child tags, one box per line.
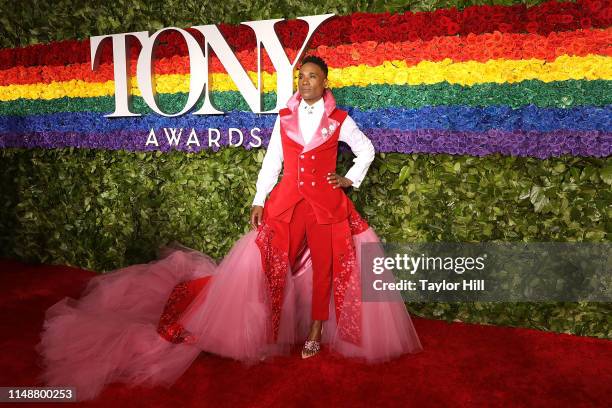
<box><xmin>308</xmin><ymin>320</ymin><xmax>323</xmax><ymax>340</ymax></box>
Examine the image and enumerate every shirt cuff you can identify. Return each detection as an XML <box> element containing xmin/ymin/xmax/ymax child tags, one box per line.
<box><xmin>252</xmin><ymin>192</ymin><xmax>267</xmax><ymax>207</ymax></box>
<box><xmin>344</xmin><ymin>167</ymin><xmax>364</xmax><ymax>188</ymax></box>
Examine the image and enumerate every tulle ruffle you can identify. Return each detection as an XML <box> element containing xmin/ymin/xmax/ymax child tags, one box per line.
<box><xmin>37</xmin><ymin>227</ymin><xmax>422</xmax><ymax>401</ymax></box>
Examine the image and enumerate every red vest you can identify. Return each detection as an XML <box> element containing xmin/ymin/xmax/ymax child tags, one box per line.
<box><xmin>264</xmin><ymin>108</ymin><xmax>350</xmax><ymax>224</ymax></box>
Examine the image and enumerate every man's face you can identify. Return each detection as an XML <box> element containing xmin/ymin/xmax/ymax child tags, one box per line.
<box><xmin>298</xmin><ymin>62</ymin><xmax>328</xmax><ymax>103</ymax></box>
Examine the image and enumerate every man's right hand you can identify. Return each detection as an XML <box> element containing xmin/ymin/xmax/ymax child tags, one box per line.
<box><xmin>250</xmin><ymin>206</ymin><xmax>264</xmax><ymax>230</ymax></box>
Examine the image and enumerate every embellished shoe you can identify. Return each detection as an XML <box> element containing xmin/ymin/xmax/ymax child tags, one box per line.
<box><xmin>301</xmin><ymin>340</ymin><xmax>321</xmax><ymax>359</ymax></box>
<box><xmin>301</xmin><ymin>327</ymin><xmax>323</xmax><ymax>359</ymax></box>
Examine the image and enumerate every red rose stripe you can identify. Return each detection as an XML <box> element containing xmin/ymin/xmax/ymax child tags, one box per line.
<box><xmin>0</xmin><ymin>0</ymin><xmax>608</xmax><ymax>70</ymax></box>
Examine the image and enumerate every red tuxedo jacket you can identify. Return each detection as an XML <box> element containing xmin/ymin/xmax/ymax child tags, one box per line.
<box><xmin>264</xmin><ymin>107</ymin><xmax>350</xmax><ymax>224</ymax></box>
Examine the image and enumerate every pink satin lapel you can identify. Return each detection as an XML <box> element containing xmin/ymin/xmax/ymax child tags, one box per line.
<box><xmin>279</xmin><ymin>108</ymin><xmax>304</xmax><ymax>146</ymax></box>
<box><xmin>282</xmin><ymin>89</ymin><xmax>338</xmax><ymax>153</ymax></box>
<box><xmin>302</xmin><ymin>114</ymin><xmax>340</xmax><ymax>154</ymax></box>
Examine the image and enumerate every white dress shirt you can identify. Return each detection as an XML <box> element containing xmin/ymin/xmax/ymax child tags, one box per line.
<box><xmin>252</xmin><ymin>97</ymin><xmax>376</xmax><ymax>207</ymax></box>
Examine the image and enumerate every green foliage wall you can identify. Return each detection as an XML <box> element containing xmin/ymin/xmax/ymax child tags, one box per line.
<box><xmin>1</xmin><ymin>148</ymin><xmax>609</xmax><ymax>338</ymax></box>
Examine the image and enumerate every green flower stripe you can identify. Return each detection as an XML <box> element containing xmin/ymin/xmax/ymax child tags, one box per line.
<box><xmin>1</xmin><ymin>79</ymin><xmax>608</xmax><ymax>117</ymax></box>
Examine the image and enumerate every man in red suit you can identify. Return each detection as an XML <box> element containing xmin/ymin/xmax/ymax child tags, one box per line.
<box><xmin>250</xmin><ymin>56</ymin><xmax>375</xmax><ymax>358</ymax></box>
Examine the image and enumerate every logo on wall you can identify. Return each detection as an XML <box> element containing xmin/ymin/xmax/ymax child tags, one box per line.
<box><xmin>90</xmin><ymin>14</ymin><xmax>334</xmax><ymax>118</ymax></box>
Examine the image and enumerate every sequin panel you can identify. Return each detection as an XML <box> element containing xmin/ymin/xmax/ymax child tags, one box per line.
<box><xmin>157</xmin><ymin>282</ymin><xmax>193</xmax><ymax>344</ymax></box>
<box><xmin>255</xmin><ymin>221</ymin><xmax>289</xmax><ymax>342</ymax></box>
<box><xmin>334</xmin><ymin>236</ymin><xmax>362</xmax><ymax>345</ymax></box>
<box><xmin>348</xmin><ymin>209</ymin><xmax>369</xmax><ymax>235</ymax></box>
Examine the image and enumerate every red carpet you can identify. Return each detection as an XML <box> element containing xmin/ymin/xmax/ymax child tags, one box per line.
<box><xmin>0</xmin><ymin>258</ymin><xmax>610</xmax><ymax>407</ymax></box>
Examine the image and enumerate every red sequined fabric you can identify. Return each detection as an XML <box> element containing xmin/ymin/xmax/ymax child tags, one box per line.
<box><xmin>348</xmin><ymin>207</ymin><xmax>370</xmax><ymax>235</ymax></box>
<box><xmin>334</xmin><ymin>235</ymin><xmax>362</xmax><ymax>345</ymax></box>
<box><xmin>157</xmin><ymin>276</ymin><xmax>211</xmax><ymax>344</ymax></box>
<box><xmin>254</xmin><ymin>221</ymin><xmax>289</xmax><ymax>341</ymax></box>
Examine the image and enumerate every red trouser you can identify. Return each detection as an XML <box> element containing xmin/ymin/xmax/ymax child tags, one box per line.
<box><xmin>285</xmin><ymin>198</ymin><xmax>333</xmax><ymax>321</ymax></box>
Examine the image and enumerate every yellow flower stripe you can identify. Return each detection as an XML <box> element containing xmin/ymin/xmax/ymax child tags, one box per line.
<box><xmin>1</xmin><ymin>55</ymin><xmax>610</xmax><ymax>102</ymax></box>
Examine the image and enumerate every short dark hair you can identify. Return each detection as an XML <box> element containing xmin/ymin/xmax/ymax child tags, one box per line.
<box><xmin>300</xmin><ymin>55</ymin><xmax>328</xmax><ymax>78</ymax></box>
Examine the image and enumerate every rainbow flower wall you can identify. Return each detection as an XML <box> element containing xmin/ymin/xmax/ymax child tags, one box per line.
<box><xmin>0</xmin><ymin>0</ymin><xmax>610</xmax><ymax>158</ymax></box>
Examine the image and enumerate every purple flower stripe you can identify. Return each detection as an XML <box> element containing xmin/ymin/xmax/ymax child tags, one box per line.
<box><xmin>0</xmin><ymin>128</ymin><xmax>273</xmax><ymax>153</ymax></box>
<box><xmin>0</xmin><ymin>128</ymin><xmax>610</xmax><ymax>158</ymax></box>
<box><xmin>362</xmin><ymin>129</ymin><xmax>611</xmax><ymax>159</ymax></box>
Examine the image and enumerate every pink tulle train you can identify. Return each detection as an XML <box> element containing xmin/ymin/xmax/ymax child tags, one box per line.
<box><xmin>37</xmin><ymin>227</ymin><xmax>422</xmax><ymax>401</ymax></box>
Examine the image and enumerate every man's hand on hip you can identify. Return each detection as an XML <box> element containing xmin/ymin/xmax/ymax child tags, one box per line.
<box><xmin>326</xmin><ymin>173</ymin><xmax>353</xmax><ymax>189</ymax></box>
